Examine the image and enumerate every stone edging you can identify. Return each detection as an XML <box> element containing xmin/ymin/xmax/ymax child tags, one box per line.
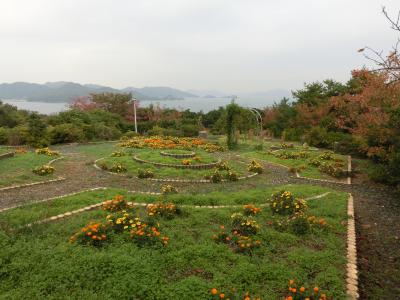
<box><xmin>0</xmin><ymin>177</ymin><xmax>66</xmax><ymax>192</ymax></box>
<box><xmin>346</xmin><ymin>193</ymin><xmax>359</xmax><ymax>299</ymax></box>
<box><xmin>48</xmin><ymin>156</ymin><xmax>65</xmax><ymax>165</ymax></box>
<box><xmin>143</xmin><ymin>172</ymin><xmax>259</xmax><ymax>183</ymax></box>
<box><xmin>0</xmin><ymin>152</ymin><xmax>15</xmax><ymax>160</ymax></box>
<box><xmin>20</xmin><ymin>191</ymin><xmax>331</xmax><ymax>226</ymax></box>
<box><xmin>160</xmin><ymin>151</ymin><xmax>196</xmax><ymax>158</ymax></box>
<box><xmin>133</xmin><ymin>155</ymin><xmax>221</xmax><ymax>170</ymax></box>
<box><xmin>0</xmin><ymin>187</ymin><xmax>107</xmax><ymax>213</ymax></box>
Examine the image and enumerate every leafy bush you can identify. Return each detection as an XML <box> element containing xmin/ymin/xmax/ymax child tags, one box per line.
<box><xmin>290</xmin><ymin>215</ymin><xmax>311</xmax><ymax>235</ymax></box>
<box><xmin>205</xmin><ymin>169</ymin><xmax>223</xmax><ymax>183</ymax></box>
<box><xmin>285</xmin><ymin>280</ymin><xmax>328</xmax><ymax>300</ymax></box>
<box><xmin>32</xmin><ymin>165</ymin><xmax>55</xmax><ymax>176</ymax></box>
<box><xmin>146</xmin><ymin>203</ymin><xmax>180</xmax><ymax>219</ymax></box>
<box><xmin>102</xmin><ymin>195</ymin><xmax>132</xmax><ymax>212</ymax></box>
<box><xmin>181</xmin><ymin>159</ymin><xmax>192</xmax><ymax>165</ymax></box>
<box><xmin>216</xmin><ymin>161</ymin><xmax>230</xmax><ymax>171</ymax></box>
<box><xmin>110</xmin><ymin>151</ymin><xmax>126</xmax><ymax>157</ymax></box>
<box><xmin>70</xmin><ymin>222</ymin><xmax>109</xmax><ymax>247</ymax></box>
<box><xmin>230</xmin><ymin>213</ymin><xmax>259</xmax><ymax>235</ymax></box>
<box><xmin>0</xmin><ymin>127</ymin><xmax>8</xmax><ymax>144</ymax></box>
<box><xmin>248</xmin><ymin>160</ymin><xmax>263</xmax><ymax>174</ymax></box>
<box><xmin>109</xmin><ymin>163</ymin><xmax>127</xmax><ymax>173</ymax></box>
<box><xmin>106</xmin><ymin>210</ymin><xmax>138</xmax><ymax>233</ymax></box>
<box><xmin>49</xmin><ymin>124</ymin><xmax>85</xmax><ymax>144</ymax></box>
<box><xmin>253</xmin><ymin>143</ymin><xmax>264</xmax><ymax>151</ymax></box>
<box><xmin>318</xmin><ymin>162</ymin><xmax>346</xmax><ymax>178</ymax></box>
<box><xmin>225</xmin><ymin>171</ymin><xmax>239</xmax><ymax>181</ymax></box>
<box><xmin>242</xmin><ymin>204</ymin><xmax>262</xmax><ymax>216</ymax></box>
<box><xmin>137</xmin><ymin>169</ymin><xmax>154</xmax><ymax>179</ymax></box>
<box><xmin>269</xmin><ymin>191</ymin><xmax>307</xmax><ymax>215</ymax></box>
<box><xmin>129</xmin><ymin>221</ymin><xmax>169</xmax><ymax>247</ymax></box>
<box><xmin>35</xmin><ymin>147</ymin><xmax>60</xmax><ymax>156</ymax></box>
<box><xmin>275</xmin><ymin>151</ymin><xmax>309</xmax><ymax>160</ymax></box>
<box><xmin>161</xmin><ymin>184</ymin><xmax>178</xmax><ymax>195</ymax></box>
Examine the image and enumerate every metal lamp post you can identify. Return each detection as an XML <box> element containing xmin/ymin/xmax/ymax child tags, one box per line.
<box><xmin>132</xmin><ymin>96</ymin><xmax>138</xmax><ymax>133</ymax></box>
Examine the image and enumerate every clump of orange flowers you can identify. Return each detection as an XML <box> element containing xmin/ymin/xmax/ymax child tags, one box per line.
<box><xmin>285</xmin><ymin>279</ymin><xmax>327</xmax><ymax>300</ymax></box>
<box><xmin>243</xmin><ymin>204</ymin><xmax>262</xmax><ymax>216</ymax></box>
<box><xmin>130</xmin><ymin>221</ymin><xmax>169</xmax><ymax>247</ymax></box>
<box><xmin>102</xmin><ymin>195</ymin><xmax>133</xmax><ymax>212</ymax></box>
<box><xmin>212</xmin><ymin>224</ymin><xmax>262</xmax><ymax>254</ymax></box>
<box><xmin>210</xmin><ymin>288</ymin><xmax>262</xmax><ymax>299</ymax></box>
<box><xmin>147</xmin><ymin>202</ymin><xmax>180</xmax><ymax>219</ymax></box>
<box><xmin>70</xmin><ymin>222</ymin><xmax>108</xmax><ymax>246</ymax></box>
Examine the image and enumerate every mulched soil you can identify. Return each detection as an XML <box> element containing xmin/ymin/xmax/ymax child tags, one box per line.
<box><xmin>0</xmin><ymin>144</ymin><xmax>399</xmax><ymax>298</ymax></box>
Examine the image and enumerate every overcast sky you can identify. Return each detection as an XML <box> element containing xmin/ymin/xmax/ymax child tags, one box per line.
<box><xmin>0</xmin><ymin>0</ymin><xmax>399</xmax><ymax>93</ymax></box>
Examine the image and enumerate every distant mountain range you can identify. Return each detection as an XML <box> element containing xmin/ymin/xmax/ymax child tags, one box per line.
<box><xmin>0</xmin><ymin>81</ymin><xmax>291</xmax><ymax>104</ymax></box>
<box><xmin>0</xmin><ymin>82</ymin><xmax>199</xmax><ymax>103</ymax></box>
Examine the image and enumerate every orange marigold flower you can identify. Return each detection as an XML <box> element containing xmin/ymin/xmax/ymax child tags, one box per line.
<box><xmin>314</xmin><ymin>287</ymin><xmax>319</xmax><ymax>293</ymax></box>
<box><xmin>289</xmin><ymin>279</ymin><xmax>294</xmax><ymax>285</ymax></box>
<box><xmin>291</xmin><ymin>288</ymin><xmax>296</xmax><ymax>293</ymax></box>
<box><xmin>211</xmin><ymin>288</ymin><xmax>218</xmax><ymax>295</ymax></box>
<box><xmin>219</xmin><ymin>293</ymin><xmax>225</xmax><ymax>299</ymax></box>
<box><xmin>286</xmin><ymin>297</ymin><xmax>293</xmax><ymax>300</ymax></box>
<box><xmin>92</xmin><ymin>235</ymin><xmax>97</xmax><ymax>239</ymax></box>
<box><xmin>300</xmin><ymin>287</ymin><xmax>305</xmax><ymax>293</ymax></box>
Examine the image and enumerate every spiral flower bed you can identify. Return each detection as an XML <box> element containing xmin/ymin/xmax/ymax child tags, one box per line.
<box><xmin>160</xmin><ymin>150</ymin><xmax>196</xmax><ymax>158</ymax></box>
<box><xmin>133</xmin><ymin>155</ymin><xmax>221</xmax><ymax>170</ymax></box>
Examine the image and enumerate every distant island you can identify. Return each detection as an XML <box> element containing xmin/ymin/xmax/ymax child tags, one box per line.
<box><xmin>0</xmin><ymin>82</ymin><xmax>201</xmax><ymax>103</ymax></box>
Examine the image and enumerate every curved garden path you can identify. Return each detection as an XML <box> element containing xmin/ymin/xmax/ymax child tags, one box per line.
<box><xmin>0</xmin><ymin>144</ymin><xmax>398</xmax><ymax>298</ymax></box>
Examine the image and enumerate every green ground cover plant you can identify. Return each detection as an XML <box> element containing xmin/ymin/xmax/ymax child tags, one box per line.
<box><xmin>0</xmin><ymin>186</ymin><xmax>348</xmax><ymax>299</ymax></box>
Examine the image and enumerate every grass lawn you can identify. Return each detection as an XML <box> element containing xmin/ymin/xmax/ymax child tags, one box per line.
<box><xmin>0</xmin><ymin>185</ymin><xmax>348</xmax><ymax>299</ymax></box>
<box><xmin>0</xmin><ymin>151</ymin><xmax>56</xmax><ymax>187</ymax></box>
<box><xmin>100</xmin><ymin>149</ymin><xmax>249</xmax><ymax>180</ymax></box>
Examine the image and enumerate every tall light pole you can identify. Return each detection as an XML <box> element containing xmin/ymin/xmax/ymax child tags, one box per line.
<box><xmin>132</xmin><ymin>96</ymin><xmax>138</xmax><ymax>133</ymax></box>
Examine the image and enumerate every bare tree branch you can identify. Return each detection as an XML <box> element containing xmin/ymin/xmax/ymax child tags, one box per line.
<box><xmin>360</xmin><ymin>7</ymin><xmax>400</xmax><ymax>84</ymax></box>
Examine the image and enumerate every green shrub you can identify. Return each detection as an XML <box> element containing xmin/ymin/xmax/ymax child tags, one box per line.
<box><xmin>205</xmin><ymin>170</ymin><xmax>223</xmax><ymax>183</ymax></box>
<box><xmin>32</xmin><ymin>165</ymin><xmax>55</xmax><ymax>176</ymax></box>
<box><xmin>180</xmin><ymin>124</ymin><xmax>199</xmax><ymax>137</ymax></box>
<box><xmin>318</xmin><ymin>162</ymin><xmax>346</xmax><ymax>178</ymax></box>
<box><xmin>290</xmin><ymin>215</ymin><xmax>311</xmax><ymax>235</ymax></box>
<box><xmin>109</xmin><ymin>163</ymin><xmax>127</xmax><ymax>173</ymax></box>
<box><xmin>225</xmin><ymin>171</ymin><xmax>239</xmax><ymax>181</ymax></box>
<box><xmin>269</xmin><ymin>190</ymin><xmax>307</xmax><ymax>215</ymax></box>
<box><xmin>0</xmin><ymin>127</ymin><xmax>8</xmax><ymax>144</ymax></box>
<box><xmin>248</xmin><ymin>160</ymin><xmax>263</xmax><ymax>174</ymax></box>
<box><xmin>49</xmin><ymin>124</ymin><xmax>85</xmax><ymax>144</ymax></box>
<box><xmin>305</xmin><ymin>126</ymin><xmax>329</xmax><ymax>148</ymax></box>
<box><xmin>230</xmin><ymin>213</ymin><xmax>259</xmax><ymax>235</ymax></box>
<box><xmin>137</xmin><ymin>169</ymin><xmax>154</xmax><ymax>179</ymax></box>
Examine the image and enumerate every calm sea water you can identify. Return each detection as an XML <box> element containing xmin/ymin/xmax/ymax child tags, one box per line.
<box><xmin>2</xmin><ymin>96</ymin><xmax>275</xmax><ymax>115</ymax></box>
